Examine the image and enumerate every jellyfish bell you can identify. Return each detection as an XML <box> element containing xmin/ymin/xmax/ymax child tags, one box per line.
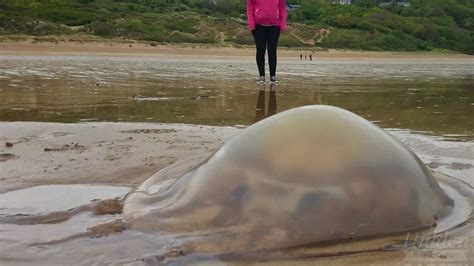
<box><xmin>124</xmin><ymin>105</ymin><xmax>466</xmax><ymax>255</ymax></box>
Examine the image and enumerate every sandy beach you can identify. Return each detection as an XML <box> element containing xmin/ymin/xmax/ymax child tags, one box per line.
<box><xmin>0</xmin><ymin>122</ymin><xmax>240</xmax><ymax>193</ymax></box>
<box><xmin>1</xmin><ymin>40</ymin><xmax>473</xmax><ymax>60</ymax></box>
<box><xmin>0</xmin><ymin>46</ymin><xmax>472</xmax><ymax>264</ymax></box>
<box><xmin>1</xmin><ymin>0</ymin><xmax>473</xmax><ymax>262</ymax></box>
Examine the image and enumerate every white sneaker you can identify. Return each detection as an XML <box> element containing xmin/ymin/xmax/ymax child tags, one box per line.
<box><xmin>257</xmin><ymin>76</ymin><xmax>265</xmax><ymax>84</ymax></box>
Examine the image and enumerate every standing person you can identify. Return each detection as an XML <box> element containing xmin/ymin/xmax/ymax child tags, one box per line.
<box><xmin>309</xmin><ymin>54</ymin><xmax>312</xmax><ymax>61</ymax></box>
<box><xmin>247</xmin><ymin>0</ymin><xmax>287</xmax><ymax>84</ymax></box>
<box><xmin>300</xmin><ymin>54</ymin><xmax>303</xmax><ymax>60</ymax></box>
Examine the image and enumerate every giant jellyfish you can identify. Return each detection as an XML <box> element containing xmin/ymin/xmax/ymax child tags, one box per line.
<box><xmin>124</xmin><ymin>105</ymin><xmax>459</xmax><ymax>254</ymax></box>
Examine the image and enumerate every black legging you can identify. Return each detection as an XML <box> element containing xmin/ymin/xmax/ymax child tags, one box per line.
<box><xmin>252</xmin><ymin>24</ymin><xmax>280</xmax><ymax>77</ymax></box>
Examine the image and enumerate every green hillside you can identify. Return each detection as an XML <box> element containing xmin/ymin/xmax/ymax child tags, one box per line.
<box><xmin>0</xmin><ymin>0</ymin><xmax>473</xmax><ymax>54</ymax></box>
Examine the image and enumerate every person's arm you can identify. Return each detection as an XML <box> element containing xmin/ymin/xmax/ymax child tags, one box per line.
<box><xmin>247</xmin><ymin>0</ymin><xmax>256</xmax><ymax>31</ymax></box>
<box><xmin>279</xmin><ymin>0</ymin><xmax>287</xmax><ymax>33</ymax></box>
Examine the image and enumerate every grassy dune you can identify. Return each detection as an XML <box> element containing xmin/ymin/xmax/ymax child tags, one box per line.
<box><xmin>1</xmin><ymin>0</ymin><xmax>473</xmax><ymax>54</ymax></box>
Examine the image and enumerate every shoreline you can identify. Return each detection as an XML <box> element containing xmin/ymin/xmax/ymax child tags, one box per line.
<box><xmin>1</xmin><ymin>40</ymin><xmax>473</xmax><ymax>60</ymax></box>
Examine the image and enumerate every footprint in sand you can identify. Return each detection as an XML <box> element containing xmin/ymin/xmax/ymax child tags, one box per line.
<box><xmin>51</xmin><ymin>132</ymin><xmax>74</xmax><ymax>137</ymax></box>
<box><xmin>448</xmin><ymin>162</ymin><xmax>473</xmax><ymax>170</ymax></box>
<box><xmin>0</xmin><ymin>153</ymin><xmax>16</xmax><ymax>162</ymax></box>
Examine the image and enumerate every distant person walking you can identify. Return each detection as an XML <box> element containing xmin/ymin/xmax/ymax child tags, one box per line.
<box><xmin>309</xmin><ymin>54</ymin><xmax>312</xmax><ymax>61</ymax></box>
<box><xmin>247</xmin><ymin>0</ymin><xmax>287</xmax><ymax>84</ymax></box>
<box><xmin>305</xmin><ymin>54</ymin><xmax>307</xmax><ymax>60</ymax></box>
<box><xmin>300</xmin><ymin>54</ymin><xmax>303</xmax><ymax>60</ymax></box>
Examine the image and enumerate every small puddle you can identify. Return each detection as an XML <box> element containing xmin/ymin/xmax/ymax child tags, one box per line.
<box><xmin>0</xmin><ymin>185</ymin><xmax>130</xmax><ymax>217</ymax></box>
<box><xmin>434</xmin><ymin>175</ymin><xmax>473</xmax><ymax>233</ymax></box>
<box><xmin>0</xmin><ymin>184</ymin><xmax>130</xmax><ymax>247</ymax></box>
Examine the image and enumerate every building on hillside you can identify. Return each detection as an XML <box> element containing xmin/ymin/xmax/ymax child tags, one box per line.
<box><xmin>332</xmin><ymin>0</ymin><xmax>351</xmax><ymax>5</ymax></box>
<box><xmin>287</xmin><ymin>4</ymin><xmax>301</xmax><ymax>12</ymax></box>
<box><xmin>379</xmin><ymin>1</ymin><xmax>410</xmax><ymax>8</ymax></box>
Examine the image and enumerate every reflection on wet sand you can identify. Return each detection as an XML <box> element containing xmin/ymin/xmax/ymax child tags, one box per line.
<box><xmin>0</xmin><ymin>56</ymin><xmax>473</xmax><ymax>140</ymax></box>
<box><xmin>254</xmin><ymin>83</ymin><xmax>278</xmax><ymax>123</ymax></box>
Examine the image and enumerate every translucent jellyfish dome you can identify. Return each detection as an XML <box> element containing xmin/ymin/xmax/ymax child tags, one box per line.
<box><xmin>124</xmin><ymin>105</ymin><xmax>453</xmax><ymax>251</ymax></box>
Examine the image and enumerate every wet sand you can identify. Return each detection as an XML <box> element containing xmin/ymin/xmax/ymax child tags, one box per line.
<box><xmin>1</xmin><ymin>41</ymin><xmax>473</xmax><ymax>60</ymax></box>
<box><xmin>0</xmin><ymin>48</ymin><xmax>472</xmax><ymax>264</ymax></box>
<box><xmin>0</xmin><ymin>121</ymin><xmax>472</xmax><ymax>265</ymax></box>
<box><xmin>0</xmin><ymin>122</ymin><xmax>239</xmax><ymax>193</ymax></box>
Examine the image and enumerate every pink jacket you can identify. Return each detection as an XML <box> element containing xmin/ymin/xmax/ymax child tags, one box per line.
<box><xmin>247</xmin><ymin>0</ymin><xmax>287</xmax><ymax>32</ymax></box>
